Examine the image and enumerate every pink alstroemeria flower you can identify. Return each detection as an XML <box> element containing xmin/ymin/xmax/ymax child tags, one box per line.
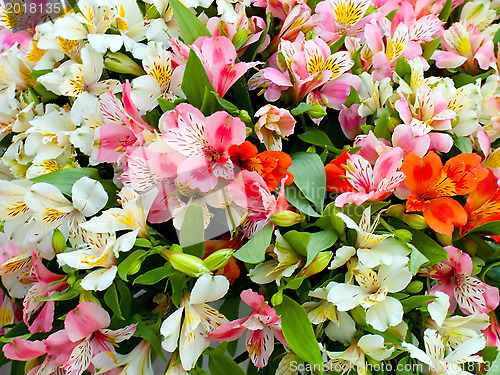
<box><xmin>422</xmin><ymin>246</ymin><xmax>500</xmax><ymax>315</ymax></box>
<box><xmin>432</xmin><ymin>21</ymin><xmax>496</xmax><ymax>74</ymax></box>
<box><xmin>95</xmin><ymin>80</ymin><xmax>155</xmax><ymax>163</ymax></box>
<box><xmin>160</xmin><ymin>103</ymin><xmax>246</xmax><ymax>192</ymax></box>
<box><xmin>249</xmin><ymin>33</ymin><xmax>360</xmax><ymax>107</ymax></box>
<box><xmin>253</xmin><ymin>0</ymin><xmax>304</xmax><ymax>21</ymax></box>
<box><xmin>3</xmin><ymin>302</ymin><xmax>136</xmax><ymax>375</ymax></box>
<box><xmin>393</xmin><ymin>86</ymin><xmax>455</xmax><ymax>156</ymax></box>
<box><xmin>335</xmin><ymin>147</ymin><xmax>406</xmax><ymax>207</ymax></box>
<box><xmin>228</xmin><ymin>170</ymin><xmax>289</xmax><ymax>238</ymax></box>
<box><xmin>254</xmin><ymin>105</ymin><xmax>296</xmax><ymax>151</ymax></box>
<box><xmin>191</xmin><ymin>36</ymin><xmax>260</xmax><ymax>97</ymax></box>
<box><xmin>23</xmin><ymin>253</ymin><xmax>68</xmax><ymax>333</ymax></box>
<box><xmin>207</xmin><ymin>289</ymin><xmax>288</xmax><ymax>368</ymax></box>
<box><xmin>339</xmin><ymin>104</ymin><xmax>365</xmax><ymax>140</ymax></box>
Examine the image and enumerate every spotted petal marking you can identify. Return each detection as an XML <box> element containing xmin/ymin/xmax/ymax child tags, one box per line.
<box><xmin>164</xmin><ymin>121</ymin><xmax>209</xmax><ymax>157</ymax></box>
<box><xmin>331</xmin><ymin>0</ymin><xmax>371</xmax><ymax>34</ymax></box>
<box><xmin>445</xmin><ymin>22</ymin><xmax>472</xmax><ymax>56</ymax></box>
<box><xmin>145</xmin><ymin>57</ymin><xmax>173</xmax><ymax>92</ymax></box>
<box><xmin>64</xmin><ymin>337</ymin><xmax>92</xmax><ymax>375</ymax></box>
<box><xmin>0</xmin><ymin>253</ymin><xmax>31</xmax><ymax>275</ymax></box>
<box><xmin>323</xmin><ymin>51</ymin><xmax>353</xmax><ymax>79</ymax></box>
<box><xmin>354</xmin><ymin>265</ymin><xmax>380</xmax><ymax>293</ymax></box>
<box><xmin>455</xmin><ymin>275</ymin><xmax>487</xmax><ymax>314</ymax></box>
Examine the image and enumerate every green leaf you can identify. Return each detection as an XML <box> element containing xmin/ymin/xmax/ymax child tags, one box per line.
<box><xmin>30</xmin><ymin>167</ymin><xmax>117</xmax><ymax>208</ymax></box>
<box><xmin>208</xmin><ymin>353</ymin><xmax>246</xmax><ymax>375</ymax></box>
<box><xmin>373</xmin><ymin>108</ymin><xmax>391</xmax><ymax>140</ymax></box>
<box><xmin>182</xmin><ymin>49</ymin><xmax>216</xmax><ymax>111</ymax></box>
<box><xmin>344</xmin><ymin>86</ymin><xmax>360</xmax><ymax>107</ymax></box>
<box><xmin>453</xmin><ymin>70</ymin><xmax>493</xmax><ymax>87</ymax></box>
<box><xmin>298</xmin><ymin>127</ymin><xmax>338</xmax><ymax>151</ymax></box>
<box><xmin>133</xmin><ymin>264</ymin><xmax>177</xmax><ymax>285</ymax></box>
<box><xmin>494</xmin><ymin>28</ymin><xmax>500</xmax><ymax>54</ymax></box>
<box><xmin>179</xmin><ymin>204</ymin><xmax>205</xmax><ymax>257</ymax></box>
<box><xmin>274</xmin><ymin>296</ymin><xmax>323</xmax><ymax>373</ymax></box>
<box><xmin>231</xmin><ymin>75</ymin><xmax>254</xmax><ymax>117</ymax></box>
<box><xmin>306</xmin><ymin>230</ymin><xmax>337</xmax><ymax>265</ymax></box>
<box><xmin>283</xmin><ymin>230</ymin><xmax>311</xmax><ymax>257</ymax></box>
<box><xmin>169</xmin><ymin>0</ymin><xmax>210</xmax><ymax>44</ymax></box>
<box><xmin>409</xmin><ymin>245</ymin><xmax>429</xmax><ymax>275</ymax></box>
<box><xmin>104</xmin><ymin>283</ymin><xmax>123</xmax><ymax>320</ymax></box>
<box><xmin>484</xmin><ymin>348</ymin><xmax>500</xmax><ymax>375</ymax></box>
<box><xmin>170</xmin><ymin>273</ymin><xmax>186</xmax><ymax>307</ymax></box>
<box><xmin>422</xmin><ymin>36</ymin><xmax>442</xmax><ymax>61</ymax></box>
<box><xmin>36</xmin><ymin>287</ymin><xmax>79</xmax><ymax>302</ymax></box>
<box><xmin>401</xmin><ymin>295</ymin><xmax>436</xmax><ymax>313</ymax></box>
<box><xmin>233</xmin><ymin>224</ymin><xmax>273</xmax><ymax>263</ymax></box>
<box><xmin>284</xmin><ymin>184</ymin><xmax>321</xmax><ymax>217</ymax></box>
<box><xmin>463</xmin><ymin>221</ymin><xmax>500</xmax><ymax>236</ymax></box>
<box><xmin>115</xmin><ymin>278</ymin><xmax>131</xmax><ymax>319</ymax></box>
<box><xmin>211</xmin><ymin>91</ymin><xmax>241</xmax><ymax>117</ymax></box>
<box><xmin>395</xmin><ymin>57</ymin><xmax>411</xmax><ymax>80</ymax></box>
<box><xmin>329</xmin><ymin>32</ymin><xmax>347</xmax><ymax>54</ymax></box>
<box><xmin>117</xmin><ymin>250</ymin><xmax>149</xmax><ymax>281</ymax></box>
<box><xmin>393</xmin><ymin>223</ymin><xmax>448</xmax><ymax>265</ymax></box>
<box><xmin>454</xmin><ymin>136</ymin><xmax>472</xmax><ymax>153</ymax></box>
<box><xmin>133</xmin><ymin>318</ymin><xmax>167</xmax><ymax>361</ymax></box>
<box><xmin>135</xmin><ymin>238</ymin><xmax>152</xmax><ymax>248</ymax></box>
<box><xmin>439</xmin><ymin>0</ymin><xmax>452</xmax><ymax>21</ymax></box>
<box><xmin>28</xmin><ymin>69</ymin><xmax>52</xmax><ymax>79</ymax></box>
<box><xmin>289</xmin><ymin>152</ymin><xmax>326</xmax><ymax>213</ymax></box>
<box><xmin>396</xmin><ymin>356</ymin><xmax>416</xmax><ymax>375</ymax></box>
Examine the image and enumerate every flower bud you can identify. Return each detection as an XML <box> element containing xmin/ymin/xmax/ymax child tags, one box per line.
<box><xmin>161</xmin><ymin>248</ymin><xmax>211</xmax><ymax>277</ymax></box>
<box><xmin>232</xmin><ymin>29</ymin><xmax>249</xmax><ymax>49</ymax></box>
<box><xmin>52</xmin><ymin>229</ymin><xmax>67</xmax><ymax>254</ymax></box>
<box><xmin>435</xmin><ymin>233</ymin><xmax>452</xmax><ymax>246</ymax></box>
<box><xmin>271</xmin><ymin>290</ymin><xmax>283</xmax><ymax>306</ymax></box>
<box><xmin>238</xmin><ymin>110</ymin><xmax>252</xmax><ymax>124</ymax></box>
<box><xmin>297</xmin><ymin>251</ymin><xmax>332</xmax><ymax>278</ymax></box>
<box><xmin>386</xmin><ymin>204</ymin><xmax>405</xmax><ymax>218</ymax></box>
<box><xmin>271</xmin><ymin>210</ymin><xmax>304</xmax><ymax>227</ymax></box>
<box><xmin>404</xmin><ymin>280</ymin><xmax>423</xmax><ymax>293</ymax></box>
<box><xmin>306</xmin><ymin>104</ymin><xmax>327</xmax><ymax>119</ymax></box>
<box><xmin>203</xmin><ymin>248</ymin><xmax>234</xmax><ymax>271</ymax></box>
<box><xmin>402</xmin><ymin>213</ymin><xmax>428</xmax><ymax>230</ymax></box>
<box><xmin>104</xmin><ymin>52</ymin><xmax>145</xmax><ymax>76</ymax></box>
<box><xmin>394</xmin><ymin>229</ymin><xmax>412</xmax><ymax>243</ymax></box>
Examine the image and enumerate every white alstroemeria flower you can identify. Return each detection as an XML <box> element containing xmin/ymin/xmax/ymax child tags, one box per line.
<box><xmin>23</xmin><ymin>104</ymin><xmax>75</xmax><ymax>163</ymax></box>
<box><xmin>324</xmin><ymin>334</ymin><xmax>394</xmax><ymax>375</ymax></box>
<box><xmin>0</xmin><ymin>179</ymin><xmax>33</xmax><ymax>225</ymax></box>
<box><xmin>336</xmin><ymin>207</ymin><xmax>409</xmax><ymax>268</ymax></box>
<box><xmin>249</xmin><ymin>230</ymin><xmax>303</xmax><ymax>285</ymax></box>
<box><xmin>143</xmin><ymin>0</ymin><xmax>180</xmax><ymax>44</ymax></box>
<box><xmin>38</xmin><ymin>45</ymin><xmax>121</xmax><ymax>102</ymax></box>
<box><xmin>52</xmin><ymin>0</ymin><xmax>121</xmax><ymax>52</ymax></box>
<box><xmin>57</xmin><ymin>229</ymin><xmax>138</xmax><ymax>291</ymax></box>
<box><xmin>81</xmin><ymin>186</ymin><xmax>156</xmax><ymax>238</ymax></box>
<box><xmin>303</xmin><ymin>282</ymin><xmax>356</xmax><ymax>345</ymax></box>
<box><xmin>94</xmin><ymin>339</ymin><xmax>153</xmax><ymax>375</ymax></box>
<box><xmin>327</xmin><ymin>258</ymin><xmax>412</xmax><ymax>331</ymax></box>
<box><xmin>402</xmin><ymin>329</ymin><xmax>486</xmax><ymax>375</ymax></box>
<box><xmin>358</xmin><ymin>72</ymin><xmax>393</xmax><ymax>117</ymax></box>
<box><xmin>25</xmin><ymin>177</ymin><xmax>108</xmax><ymax>246</ymax></box>
<box><xmin>160</xmin><ymin>274</ymin><xmax>229</xmax><ymax>371</ymax></box>
<box><xmin>427</xmin><ymin>292</ymin><xmax>490</xmax><ymax>348</ymax></box>
<box><xmin>184</xmin><ymin>0</ymin><xmax>251</xmax><ymax>23</ymax></box>
<box><xmin>131</xmin><ymin>42</ymin><xmax>183</xmax><ymax>113</ymax></box>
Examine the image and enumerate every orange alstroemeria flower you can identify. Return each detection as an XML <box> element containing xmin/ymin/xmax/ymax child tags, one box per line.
<box><xmin>325</xmin><ymin>150</ymin><xmax>353</xmax><ymax>193</ymax></box>
<box><xmin>228</xmin><ymin>141</ymin><xmax>294</xmax><ymax>192</ymax></box>
<box><xmin>401</xmin><ymin>152</ymin><xmax>488</xmax><ymax>235</ymax></box>
<box><xmin>462</xmin><ymin>169</ymin><xmax>500</xmax><ymax>233</ymax></box>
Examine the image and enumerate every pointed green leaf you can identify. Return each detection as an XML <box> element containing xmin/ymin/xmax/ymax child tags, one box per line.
<box><xmin>289</xmin><ymin>152</ymin><xmax>326</xmax><ymax>213</ymax></box>
<box><xmin>104</xmin><ymin>283</ymin><xmax>123</xmax><ymax>320</ymax></box>
<box><xmin>182</xmin><ymin>49</ymin><xmax>216</xmax><ymax>110</ymax></box>
<box><xmin>233</xmin><ymin>224</ymin><xmax>273</xmax><ymax>263</ymax></box>
<box><xmin>285</xmin><ymin>184</ymin><xmax>321</xmax><ymax>217</ymax></box>
<box><xmin>133</xmin><ymin>264</ymin><xmax>177</xmax><ymax>285</ymax></box>
<box><xmin>169</xmin><ymin>0</ymin><xmax>210</xmax><ymax>44</ymax></box>
<box><xmin>180</xmin><ymin>204</ymin><xmax>205</xmax><ymax>257</ymax></box>
<box><xmin>274</xmin><ymin>296</ymin><xmax>323</xmax><ymax>373</ymax></box>
<box><xmin>208</xmin><ymin>352</ymin><xmax>246</xmax><ymax>375</ymax></box>
<box><xmin>306</xmin><ymin>230</ymin><xmax>338</xmax><ymax>265</ymax></box>
<box><xmin>283</xmin><ymin>231</ymin><xmax>311</xmax><ymax>257</ymax></box>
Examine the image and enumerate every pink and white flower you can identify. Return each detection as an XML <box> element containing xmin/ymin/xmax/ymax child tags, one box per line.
<box><xmin>207</xmin><ymin>289</ymin><xmax>288</xmax><ymax>368</ymax></box>
<box><xmin>254</xmin><ymin>105</ymin><xmax>296</xmax><ymax>151</ymax></box>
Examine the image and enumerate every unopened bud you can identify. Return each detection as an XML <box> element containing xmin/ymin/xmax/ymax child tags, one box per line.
<box><xmin>104</xmin><ymin>52</ymin><xmax>145</xmax><ymax>76</ymax></box>
<box><xmin>161</xmin><ymin>248</ymin><xmax>211</xmax><ymax>277</ymax></box>
<box><xmin>297</xmin><ymin>251</ymin><xmax>332</xmax><ymax>278</ymax></box>
<box><xmin>232</xmin><ymin>29</ymin><xmax>249</xmax><ymax>49</ymax></box>
<box><xmin>271</xmin><ymin>290</ymin><xmax>283</xmax><ymax>306</ymax></box>
<box><xmin>306</xmin><ymin>104</ymin><xmax>327</xmax><ymax>119</ymax></box>
<box><xmin>238</xmin><ymin>110</ymin><xmax>252</xmax><ymax>124</ymax></box>
<box><xmin>394</xmin><ymin>229</ymin><xmax>412</xmax><ymax>243</ymax></box>
<box><xmin>435</xmin><ymin>233</ymin><xmax>452</xmax><ymax>247</ymax></box>
<box><xmin>203</xmin><ymin>248</ymin><xmax>234</xmax><ymax>271</ymax></box>
<box><xmin>52</xmin><ymin>229</ymin><xmax>67</xmax><ymax>254</ymax></box>
<box><xmin>386</xmin><ymin>204</ymin><xmax>405</xmax><ymax>218</ymax></box>
<box><xmin>402</xmin><ymin>213</ymin><xmax>428</xmax><ymax>230</ymax></box>
<box><xmin>404</xmin><ymin>280</ymin><xmax>423</xmax><ymax>293</ymax></box>
<box><xmin>271</xmin><ymin>210</ymin><xmax>304</xmax><ymax>227</ymax></box>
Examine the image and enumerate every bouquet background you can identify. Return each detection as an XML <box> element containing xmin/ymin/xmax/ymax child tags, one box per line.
<box><xmin>0</xmin><ymin>0</ymin><xmax>500</xmax><ymax>374</ymax></box>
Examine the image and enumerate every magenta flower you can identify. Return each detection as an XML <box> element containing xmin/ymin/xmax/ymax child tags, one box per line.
<box><xmin>423</xmin><ymin>246</ymin><xmax>500</xmax><ymax>315</ymax></box>
<box><xmin>207</xmin><ymin>289</ymin><xmax>287</xmax><ymax>368</ymax></box>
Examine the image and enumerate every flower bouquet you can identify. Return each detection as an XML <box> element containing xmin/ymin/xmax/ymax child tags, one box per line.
<box><xmin>1</xmin><ymin>0</ymin><xmax>500</xmax><ymax>374</ymax></box>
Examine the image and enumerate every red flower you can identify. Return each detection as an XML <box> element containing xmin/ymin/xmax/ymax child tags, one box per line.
<box><xmin>325</xmin><ymin>150</ymin><xmax>353</xmax><ymax>193</ymax></box>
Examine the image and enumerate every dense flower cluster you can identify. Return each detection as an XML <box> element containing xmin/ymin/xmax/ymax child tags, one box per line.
<box><xmin>0</xmin><ymin>0</ymin><xmax>499</xmax><ymax>374</ymax></box>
